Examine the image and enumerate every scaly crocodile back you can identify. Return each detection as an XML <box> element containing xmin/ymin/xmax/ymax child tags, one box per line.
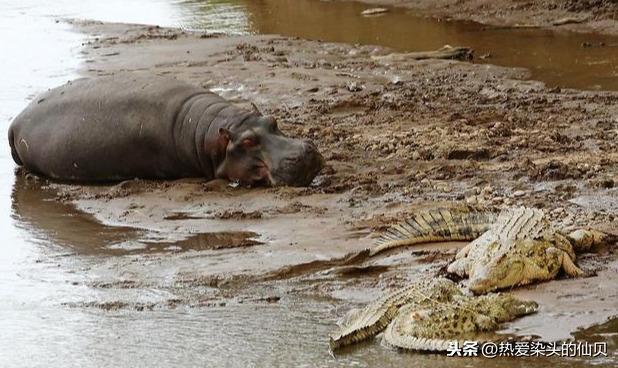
<box><xmin>370</xmin><ymin>206</ymin><xmax>499</xmax><ymax>256</ymax></box>
<box><xmin>492</xmin><ymin>207</ymin><xmax>547</xmax><ymax>240</ymax></box>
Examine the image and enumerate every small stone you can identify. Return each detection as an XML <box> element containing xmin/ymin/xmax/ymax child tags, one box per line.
<box><xmin>361</xmin><ymin>8</ymin><xmax>389</xmax><ymax>16</ymax></box>
<box><xmin>551</xmin><ymin>207</ymin><xmax>565</xmax><ymax>216</ymax></box>
<box><xmin>465</xmin><ymin>196</ymin><xmax>478</xmax><ymax>205</ymax></box>
<box><xmin>513</xmin><ymin>190</ymin><xmax>526</xmax><ymax>198</ymax></box>
<box><xmin>346</xmin><ymin>81</ymin><xmax>363</xmax><ymax>92</ymax></box>
<box><xmin>481</xmin><ymin>185</ymin><xmax>494</xmax><ymax>199</ymax></box>
<box><xmin>441</xmin><ymin>185</ymin><xmax>452</xmax><ymax>193</ymax></box>
<box><xmin>464</xmin><ymin>187</ymin><xmax>479</xmax><ymax>198</ymax></box>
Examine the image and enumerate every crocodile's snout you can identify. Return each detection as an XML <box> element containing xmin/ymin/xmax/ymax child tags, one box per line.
<box><xmin>469</xmin><ymin>258</ymin><xmax>525</xmax><ymax>294</ymax></box>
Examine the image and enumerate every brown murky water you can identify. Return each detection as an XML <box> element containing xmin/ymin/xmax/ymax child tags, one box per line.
<box><xmin>12</xmin><ymin>176</ymin><xmax>262</xmax><ymax>256</ymax></box>
<box><xmin>179</xmin><ymin>0</ymin><xmax>618</xmax><ymax>91</ymax></box>
<box><xmin>1</xmin><ymin>1</ymin><xmax>617</xmax><ymax>367</ymax></box>
<box><xmin>11</xmin><ymin>176</ymin><xmax>143</xmax><ymax>255</ymax></box>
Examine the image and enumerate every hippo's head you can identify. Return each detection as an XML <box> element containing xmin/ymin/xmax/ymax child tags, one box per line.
<box><xmin>215</xmin><ymin>115</ymin><xmax>324</xmax><ymax>187</ymax></box>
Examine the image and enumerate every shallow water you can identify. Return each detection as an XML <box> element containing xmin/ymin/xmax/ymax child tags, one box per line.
<box><xmin>0</xmin><ymin>1</ymin><xmax>617</xmax><ymax>367</ymax></box>
<box><xmin>200</xmin><ymin>0</ymin><xmax>618</xmax><ymax>91</ymax></box>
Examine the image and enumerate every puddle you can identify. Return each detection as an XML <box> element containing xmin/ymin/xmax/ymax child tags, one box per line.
<box><xmin>12</xmin><ymin>176</ymin><xmax>262</xmax><ymax>256</ymax></box>
<box><xmin>11</xmin><ymin>175</ymin><xmax>144</xmax><ymax>256</ymax></box>
<box><xmin>175</xmin><ymin>0</ymin><xmax>618</xmax><ymax>91</ymax></box>
<box><xmin>570</xmin><ymin>191</ymin><xmax>618</xmax><ymax>212</ymax></box>
<box><xmin>163</xmin><ymin>212</ymin><xmax>205</xmax><ymax>220</ymax></box>
<box><xmin>573</xmin><ymin>317</ymin><xmax>618</xmax><ymax>346</ymax></box>
<box><xmin>326</xmin><ymin>265</ymin><xmax>390</xmax><ymax>278</ymax></box>
<box><xmin>569</xmin><ymin>318</ymin><xmax>618</xmax><ymax>365</ymax></box>
<box><xmin>110</xmin><ymin>231</ymin><xmax>263</xmax><ymax>254</ymax></box>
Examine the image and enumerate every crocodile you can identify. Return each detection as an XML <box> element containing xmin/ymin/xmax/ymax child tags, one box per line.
<box><xmin>329</xmin><ymin>278</ymin><xmax>463</xmax><ymax>350</ymax></box>
<box><xmin>383</xmin><ymin>292</ymin><xmax>538</xmax><ymax>351</ymax></box>
<box><xmin>329</xmin><ymin>278</ymin><xmax>537</xmax><ymax>351</ymax></box>
<box><xmin>369</xmin><ymin>206</ymin><xmax>612</xmax><ymax>294</ymax></box>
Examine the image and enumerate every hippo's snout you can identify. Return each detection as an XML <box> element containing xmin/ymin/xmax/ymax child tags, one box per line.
<box><xmin>270</xmin><ymin>141</ymin><xmax>324</xmax><ymax>187</ymax></box>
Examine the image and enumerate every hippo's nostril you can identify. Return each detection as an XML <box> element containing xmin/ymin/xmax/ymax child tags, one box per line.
<box><xmin>303</xmin><ymin>143</ymin><xmax>316</xmax><ymax>154</ymax></box>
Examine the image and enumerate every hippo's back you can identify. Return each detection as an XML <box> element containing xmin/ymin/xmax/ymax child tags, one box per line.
<box><xmin>9</xmin><ymin>74</ymin><xmax>208</xmax><ymax>181</ymax></box>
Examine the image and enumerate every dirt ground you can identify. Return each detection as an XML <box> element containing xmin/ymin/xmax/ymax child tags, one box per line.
<box><xmin>346</xmin><ymin>0</ymin><xmax>618</xmax><ymax>36</ymax></box>
<box><xmin>26</xmin><ymin>17</ymin><xmax>618</xmax><ymax>344</ymax></box>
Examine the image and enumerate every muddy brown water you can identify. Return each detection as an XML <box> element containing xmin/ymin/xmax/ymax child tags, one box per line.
<box><xmin>11</xmin><ymin>176</ymin><xmax>262</xmax><ymax>256</ymax></box>
<box><xmin>175</xmin><ymin>0</ymin><xmax>618</xmax><ymax>91</ymax></box>
<box><xmin>1</xmin><ymin>0</ymin><xmax>617</xmax><ymax>367</ymax></box>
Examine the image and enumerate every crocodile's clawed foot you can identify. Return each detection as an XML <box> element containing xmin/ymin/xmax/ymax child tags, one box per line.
<box><xmin>581</xmin><ymin>269</ymin><xmax>597</xmax><ymax>278</ymax></box>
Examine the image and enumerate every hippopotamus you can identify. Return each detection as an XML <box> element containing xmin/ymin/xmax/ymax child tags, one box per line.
<box><xmin>8</xmin><ymin>73</ymin><xmax>323</xmax><ymax>186</ymax></box>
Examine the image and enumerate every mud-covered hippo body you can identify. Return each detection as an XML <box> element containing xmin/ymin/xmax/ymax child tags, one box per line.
<box><xmin>8</xmin><ymin>74</ymin><xmax>323</xmax><ymax>186</ymax></box>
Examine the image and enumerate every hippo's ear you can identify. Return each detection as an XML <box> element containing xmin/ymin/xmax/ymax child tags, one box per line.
<box><xmin>219</xmin><ymin>128</ymin><xmax>233</xmax><ymax>141</ymax></box>
<box><xmin>218</xmin><ymin>128</ymin><xmax>234</xmax><ymax>148</ymax></box>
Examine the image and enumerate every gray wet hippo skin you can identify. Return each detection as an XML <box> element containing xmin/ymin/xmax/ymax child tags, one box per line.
<box><xmin>8</xmin><ymin>74</ymin><xmax>323</xmax><ymax>186</ymax></box>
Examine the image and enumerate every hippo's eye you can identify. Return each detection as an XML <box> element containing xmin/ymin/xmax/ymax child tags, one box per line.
<box><xmin>241</xmin><ymin>138</ymin><xmax>257</xmax><ymax>149</ymax></box>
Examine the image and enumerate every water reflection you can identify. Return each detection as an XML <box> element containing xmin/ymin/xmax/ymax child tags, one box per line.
<box><xmin>175</xmin><ymin>0</ymin><xmax>249</xmax><ymax>33</ymax></box>
<box><xmin>10</xmin><ymin>175</ymin><xmax>143</xmax><ymax>255</ymax></box>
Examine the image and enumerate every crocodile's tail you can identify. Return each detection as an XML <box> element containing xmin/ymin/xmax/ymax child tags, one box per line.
<box><xmin>369</xmin><ymin>206</ymin><xmax>498</xmax><ymax>256</ymax></box>
<box><xmin>383</xmin><ymin>320</ymin><xmax>463</xmax><ymax>352</ymax></box>
<box><xmin>329</xmin><ymin>283</ymin><xmax>415</xmax><ymax>351</ymax></box>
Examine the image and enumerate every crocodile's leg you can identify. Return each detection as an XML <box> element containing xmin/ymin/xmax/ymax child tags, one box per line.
<box><xmin>454</xmin><ymin>242</ymin><xmax>472</xmax><ymax>260</ymax></box>
<box><xmin>447</xmin><ymin>258</ymin><xmax>470</xmax><ymax>277</ymax></box>
<box><xmin>515</xmin><ymin>255</ymin><xmax>559</xmax><ymax>286</ymax></box>
<box><xmin>552</xmin><ymin>247</ymin><xmax>593</xmax><ymax>277</ymax></box>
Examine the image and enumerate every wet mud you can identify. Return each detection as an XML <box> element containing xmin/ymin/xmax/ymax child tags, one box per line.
<box><xmin>58</xmin><ymin>18</ymin><xmax>618</xmax><ymax>331</ymax></box>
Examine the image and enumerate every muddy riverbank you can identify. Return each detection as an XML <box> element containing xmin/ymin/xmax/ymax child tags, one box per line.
<box><xmin>345</xmin><ymin>0</ymin><xmax>618</xmax><ymax>36</ymax></box>
<box><xmin>12</xmin><ymin>16</ymin><xmax>618</xmax><ymax>366</ymax></box>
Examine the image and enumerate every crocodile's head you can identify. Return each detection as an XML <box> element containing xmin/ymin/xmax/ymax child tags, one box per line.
<box><xmin>471</xmin><ymin>294</ymin><xmax>538</xmax><ymax>325</ymax></box>
<box><xmin>490</xmin><ymin>294</ymin><xmax>538</xmax><ymax>320</ymax></box>
<box><xmin>468</xmin><ymin>238</ymin><xmax>557</xmax><ymax>294</ymax></box>
<box><xmin>467</xmin><ymin>250</ymin><xmax>526</xmax><ymax>294</ymax></box>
